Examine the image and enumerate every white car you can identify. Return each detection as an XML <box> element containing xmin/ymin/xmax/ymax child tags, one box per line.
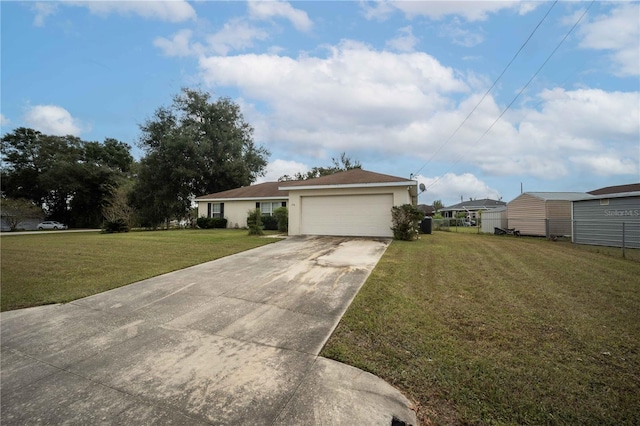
<box><xmin>37</xmin><ymin>221</ymin><xmax>68</xmax><ymax>230</ymax></box>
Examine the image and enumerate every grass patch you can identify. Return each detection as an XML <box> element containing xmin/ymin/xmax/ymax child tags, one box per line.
<box><xmin>1</xmin><ymin>229</ymin><xmax>279</xmax><ymax>311</ymax></box>
<box><xmin>321</xmin><ymin>232</ymin><xmax>640</xmax><ymax>425</ymax></box>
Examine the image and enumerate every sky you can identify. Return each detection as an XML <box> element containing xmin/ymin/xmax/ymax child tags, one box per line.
<box><xmin>1</xmin><ymin>0</ymin><xmax>639</xmax><ymax>206</ymax></box>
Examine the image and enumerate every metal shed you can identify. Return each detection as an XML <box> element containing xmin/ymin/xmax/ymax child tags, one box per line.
<box><xmin>507</xmin><ymin>192</ymin><xmax>592</xmax><ymax>237</ymax></box>
<box><xmin>572</xmin><ymin>192</ymin><xmax>640</xmax><ymax>248</ymax></box>
<box><xmin>481</xmin><ymin>206</ymin><xmax>507</xmax><ymax>233</ymax></box>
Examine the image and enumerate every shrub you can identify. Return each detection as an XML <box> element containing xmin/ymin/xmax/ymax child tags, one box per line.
<box><xmin>196</xmin><ymin>216</ymin><xmax>228</xmax><ymax>229</ymax></box>
<box><xmin>273</xmin><ymin>207</ymin><xmax>288</xmax><ymax>233</ymax></box>
<box><xmin>247</xmin><ymin>208</ymin><xmax>264</xmax><ymax>235</ymax></box>
<box><xmin>261</xmin><ymin>215</ymin><xmax>279</xmax><ymax>231</ymax></box>
<box><xmin>102</xmin><ymin>218</ymin><xmax>129</xmax><ymax>233</ymax></box>
<box><xmin>197</xmin><ymin>216</ymin><xmax>210</xmax><ymax>229</ymax></box>
<box><xmin>390</xmin><ymin>204</ymin><xmax>424</xmax><ymax>241</ymax></box>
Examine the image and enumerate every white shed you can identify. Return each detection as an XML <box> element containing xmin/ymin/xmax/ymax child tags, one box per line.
<box><xmin>481</xmin><ymin>206</ymin><xmax>507</xmax><ymax>234</ymax></box>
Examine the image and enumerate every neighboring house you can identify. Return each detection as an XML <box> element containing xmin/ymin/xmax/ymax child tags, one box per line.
<box><xmin>279</xmin><ymin>169</ymin><xmax>418</xmax><ymax>237</ymax></box>
<box><xmin>195</xmin><ymin>169</ymin><xmax>418</xmax><ymax>237</ymax></box>
<box><xmin>572</xmin><ymin>191</ymin><xmax>640</xmax><ymax>248</ymax></box>
<box><xmin>417</xmin><ymin>204</ymin><xmax>435</xmax><ymax>217</ymax></box>
<box><xmin>480</xmin><ymin>206</ymin><xmax>507</xmax><ymax>234</ymax></box>
<box><xmin>440</xmin><ymin>199</ymin><xmax>506</xmax><ymax>221</ymax></box>
<box><xmin>507</xmin><ymin>192</ymin><xmax>592</xmax><ymax>237</ymax></box>
<box><xmin>195</xmin><ymin>181</ymin><xmax>288</xmax><ymax>229</ymax></box>
<box><xmin>588</xmin><ymin>183</ymin><xmax>640</xmax><ymax>196</ymax></box>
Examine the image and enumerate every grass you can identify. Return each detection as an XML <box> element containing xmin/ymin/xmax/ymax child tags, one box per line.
<box><xmin>321</xmin><ymin>232</ymin><xmax>640</xmax><ymax>425</ymax></box>
<box><xmin>0</xmin><ymin>229</ymin><xmax>279</xmax><ymax>312</ymax></box>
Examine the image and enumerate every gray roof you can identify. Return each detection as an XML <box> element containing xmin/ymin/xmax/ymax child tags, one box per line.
<box><xmin>525</xmin><ymin>192</ymin><xmax>593</xmax><ymax>201</ymax></box>
<box><xmin>441</xmin><ymin>198</ymin><xmax>506</xmax><ymax>211</ymax></box>
<box><xmin>574</xmin><ymin>191</ymin><xmax>640</xmax><ymax>201</ymax></box>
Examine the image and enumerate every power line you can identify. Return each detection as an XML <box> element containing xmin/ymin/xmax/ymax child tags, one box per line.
<box><xmin>412</xmin><ymin>0</ymin><xmax>558</xmax><ymax>177</ymax></box>
<box><xmin>423</xmin><ymin>1</ymin><xmax>595</xmax><ymax>193</ymax></box>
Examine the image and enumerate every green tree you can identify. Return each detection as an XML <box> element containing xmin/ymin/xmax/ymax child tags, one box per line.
<box><xmin>1</xmin><ymin>127</ymin><xmax>133</xmax><ymax>227</ymax></box>
<box><xmin>0</xmin><ymin>198</ymin><xmax>44</xmax><ymax>231</ymax></box>
<box><xmin>432</xmin><ymin>199</ymin><xmax>444</xmax><ymax>213</ymax></box>
<box><xmin>130</xmin><ymin>88</ymin><xmax>269</xmax><ymax>227</ymax></box>
<box><xmin>279</xmin><ymin>152</ymin><xmax>361</xmax><ymax>181</ymax></box>
<box><xmin>247</xmin><ymin>208</ymin><xmax>263</xmax><ymax>235</ymax></box>
<box><xmin>390</xmin><ymin>204</ymin><xmax>424</xmax><ymax>241</ymax></box>
<box><xmin>273</xmin><ymin>206</ymin><xmax>288</xmax><ymax>233</ymax></box>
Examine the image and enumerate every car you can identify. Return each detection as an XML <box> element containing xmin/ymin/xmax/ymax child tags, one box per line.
<box><xmin>37</xmin><ymin>221</ymin><xmax>68</xmax><ymax>230</ymax></box>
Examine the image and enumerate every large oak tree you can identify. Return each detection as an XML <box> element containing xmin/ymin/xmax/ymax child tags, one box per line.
<box><xmin>130</xmin><ymin>88</ymin><xmax>269</xmax><ymax>227</ymax></box>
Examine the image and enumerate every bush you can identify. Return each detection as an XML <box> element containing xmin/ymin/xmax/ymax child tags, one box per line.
<box><xmin>273</xmin><ymin>207</ymin><xmax>288</xmax><ymax>233</ymax></box>
<box><xmin>102</xmin><ymin>218</ymin><xmax>129</xmax><ymax>233</ymax></box>
<box><xmin>261</xmin><ymin>215</ymin><xmax>279</xmax><ymax>231</ymax></box>
<box><xmin>212</xmin><ymin>218</ymin><xmax>227</xmax><ymax>229</ymax></box>
<box><xmin>197</xmin><ymin>216</ymin><xmax>228</xmax><ymax>229</ymax></box>
<box><xmin>247</xmin><ymin>208</ymin><xmax>264</xmax><ymax>235</ymax></box>
<box><xmin>391</xmin><ymin>204</ymin><xmax>424</xmax><ymax>241</ymax></box>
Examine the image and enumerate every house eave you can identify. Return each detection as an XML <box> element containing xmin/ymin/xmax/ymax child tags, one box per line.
<box><xmin>279</xmin><ymin>181</ymin><xmax>417</xmax><ymax>192</ymax></box>
<box><xmin>196</xmin><ymin>196</ymin><xmax>288</xmax><ymax>202</ymax></box>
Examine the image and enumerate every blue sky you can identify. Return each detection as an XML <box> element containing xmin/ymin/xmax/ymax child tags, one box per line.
<box><xmin>2</xmin><ymin>1</ymin><xmax>639</xmax><ymax>206</ymax></box>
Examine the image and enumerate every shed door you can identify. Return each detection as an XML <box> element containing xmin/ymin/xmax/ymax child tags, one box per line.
<box><xmin>300</xmin><ymin>194</ymin><xmax>394</xmax><ymax>237</ymax></box>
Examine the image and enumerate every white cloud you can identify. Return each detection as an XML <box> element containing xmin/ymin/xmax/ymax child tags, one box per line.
<box><xmin>386</xmin><ymin>26</ymin><xmax>418</xmax><ymax>52</ymax></box>
<box><xmin>154</xmin><ymin>20</ymin><xmax>270</xmax><ymax>58</ymax></box>
<box><xmin>207</xmin><ymin>19</ymin><xmax>269</xmax><ymax>56</ymax></box>
<box><xmin>0</xmin><ymin>113</ymin><xmax>10</xmax><ymax>127</ymax></box>
<box><xmin>361</xmin><ymin>0</ymin><xmax>396</xmax><ymax>21</ymax></box>
<box><xmin>578</xmin><ymin>3</ymin><xmax>640</xmax><ymax>76</ymax></box>
<box><xmin>390</xmin><ymin>0</ymin><xmax>537</xmax><ymax>22</ymax></box>
<box><xmin>32</xmin><ymin>0</ymin><xmax>196</xmax><ymax>25</ymax></box>
<box><xmin>570</xmin><ymin>154</ymin><xmax>639</xmax><ymax>177</ymax></box>
<box><xmin>31</xmin><ymin>2</ymin><xmax>58</xmax><ymax>26</ymax></box>
<box><xmin>23</xmin><ymin>105</ymin><xmax>85</xmax><ymax>136</ymax></box>
<box><xmin>439</xmin><ymin>18</ymin><xmax>484</xmax><ymax>47</ymax></box>
<box><xmin>196</xmin><ymin>40</ymin><xmax>638</xmax><ymax>182</ymax></box>
<box><xmin>531</xmin><ymin>88</ymin><xmax>639</xmax><ymax>141</ymax></box>
<box><xmin>255</xmin><ymin>159</ymin><xmax>309</xmax><ymax>183</ymax></box>
<box><xmin>248</xmin><ymin>0</ymin><xmax>313</xmax><ymax>32</ymax></box>
<box><xmin>154</xmin><ymin>29</ymin><xmax>203</xmax><ymax>57</ymax></box>
<box><xmin>71</xmin><ymin>0</ymin><xmax>196</xmax><ymax>22</ymax></box>
<box><xmin>415</xmin><ymin>173</ymin><xmax>501</xmax><ymax>206</ymax></box>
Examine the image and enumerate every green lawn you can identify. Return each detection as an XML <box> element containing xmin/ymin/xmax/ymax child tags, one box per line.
<box><xmin>321</xmin><ymin>232</ymin><xmax>640</xmax><ymax>425</ymax></box>
<box><xmin>0</xmin><ymin>229</ymin><xmax>278</xmax><ymax>311</ymax></box>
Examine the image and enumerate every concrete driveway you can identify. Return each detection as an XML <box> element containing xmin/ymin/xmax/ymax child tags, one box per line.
<box><xmin>1</xmin><ymin>236</ymin><xmax>417</xmax><ymax>425</ymax></box>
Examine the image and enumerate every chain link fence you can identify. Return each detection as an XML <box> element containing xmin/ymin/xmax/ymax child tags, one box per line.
<box><xmin>430</xmin><ymin>217</ymin><xmax>640</xmax><ymax>251</ymax></box>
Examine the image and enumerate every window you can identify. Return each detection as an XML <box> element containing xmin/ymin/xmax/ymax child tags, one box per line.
<box><xmin>259</xmin><ymin>201</ymin><xmax>285</xmax><ymax>216</ymax></box>
<box><xmin>600</xmin><ymin>199</ymin><xmax>609</xmax><ymax>206</ymax></box>
<box><xmin>207</xmin><ymin>203</ymin><xmax>224</xmax><ymax>218</ymax></box>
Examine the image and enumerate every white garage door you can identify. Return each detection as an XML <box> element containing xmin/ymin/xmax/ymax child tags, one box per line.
<box><xmin>300</xmin><ymin>194</ymin><xmax>394</xmax><ymax>237</ymax></box>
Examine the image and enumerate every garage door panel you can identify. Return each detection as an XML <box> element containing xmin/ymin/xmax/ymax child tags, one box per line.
<box><xmin>301</xmin><ymin>194</ymin><xmax>393</xmax><ymax>237</ymax></box>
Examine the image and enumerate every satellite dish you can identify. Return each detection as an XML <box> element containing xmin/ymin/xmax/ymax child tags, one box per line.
<box><xmin>419</xmin><ymin>183</ymin><xmax>426</xmax><ymax>192</ymax></box>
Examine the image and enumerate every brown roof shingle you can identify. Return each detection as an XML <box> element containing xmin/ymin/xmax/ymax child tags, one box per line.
<box><xmin>588</xmin><ymin>183</ymin><xmax>640</xmax><ymax>195</ymax></box>
<box><xmin>195</xmin><ymin>181</ymin><xmax>289</xmax><ymax>200</ymax></box>
<box><xmin>279</xmin><ymin>169</ymin><xmax>414</xmax><ymax>188</ymax></box>
<box><xmin>196</xmin><ymin>169</ymin><xmax>416</xmax><ymax>200</ymax></box>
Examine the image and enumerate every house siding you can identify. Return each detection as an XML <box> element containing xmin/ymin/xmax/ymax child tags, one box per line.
<box><xmin>197</xmin><ymin>199</ymin><xmax>287</xmax><ymax>229</ymax></box>
<box><xmin>572</xmin><ymin>196</ymin><xmax>640</xmax><ymax>248</ymax></box>
<box><xmin>287</xmin><ymin>186</ymin><xmax>413</xmax><ymax>236</ymax></box>
<box><xmin>507</xmin><ymin>194</ymin><xmax>546</xmax><ymax>236</ymax></box>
